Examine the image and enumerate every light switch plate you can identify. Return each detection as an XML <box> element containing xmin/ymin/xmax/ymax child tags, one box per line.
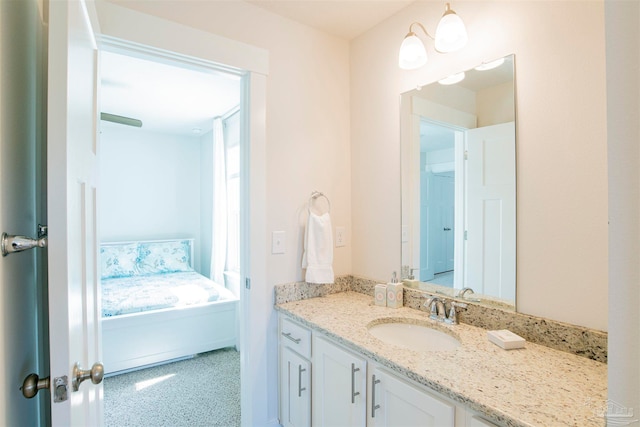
<box><xmin>335</xmin><ymin>226</ymin><xmax>346</xmax><ymax>247</ymax></box>
<box><xmin>272</xmin><ymin>231</ymin><xmax>286</xmax><ymax>254</ymax></box>
<box><xmin>401</xmin><ymin>225</ymin><xmax>409</xmax><ymax>243</ymax></box>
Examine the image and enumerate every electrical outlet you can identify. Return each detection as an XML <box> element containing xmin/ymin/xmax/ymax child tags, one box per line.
<box><xmin>335</xmin><ymin>226</ymin><xmax>346</xmax><ymax>247</ymax></box>
<box><xmin>272</xmin><ymin>231</ymin><xmax>286</xmax><ymax>254</ymax></box>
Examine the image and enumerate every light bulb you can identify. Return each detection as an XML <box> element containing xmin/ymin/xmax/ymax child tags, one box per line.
<box><xmin>399</xmin><ymin>33</ymin><xmax>428</xmax><ymax>70</ymax></box>
<box><xmin>434</xmin><ymin>4</ymin><xmax>468</xmax><ymax>53</ymax></box>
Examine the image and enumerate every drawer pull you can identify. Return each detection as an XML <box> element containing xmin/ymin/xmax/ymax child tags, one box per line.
<box><xmin>281</xmin><ymin>332</ymin><xmax>301</xmax><ymax>344</ymax></box>
<box><xmin>371</xmin><ymin>375</ymin><xmax>381</xmax><ymax>418</ymax></box>
<box><xmin>351</xmin><ymin>363</ymin><xmax>360</xmax><ymax>403</ymax></box>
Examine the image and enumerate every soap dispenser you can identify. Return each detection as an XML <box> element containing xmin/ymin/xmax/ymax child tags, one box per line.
<box><xmin>386</xmin><ymin>271</ymin><xmax>404</xmax><ymax>308</ymax></box>
<box><xmin>402</xmin><ymin>268</ymin><xmax>420</xmax><ymax>288</ymax></box>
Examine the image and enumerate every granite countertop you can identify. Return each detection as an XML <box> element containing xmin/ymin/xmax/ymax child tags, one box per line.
<box><xmin>275</xmin><ymin>291</ymin><xmax>607</xmax><ymax>427</ymax></box>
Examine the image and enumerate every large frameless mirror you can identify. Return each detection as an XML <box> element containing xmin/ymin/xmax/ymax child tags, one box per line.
<box><xmin>400</xmin><ymin>54</ymin><xmax>516</xmax><ymax>310</ymax></box>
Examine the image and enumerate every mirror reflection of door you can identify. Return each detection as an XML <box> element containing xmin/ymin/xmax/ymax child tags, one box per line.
<box><xmin>466</xmin><ymin>122</ymin><xmax>516</xmax><ymax>301</ymax></box>
<box><xmin>420</xmin><ymin>121</ymin><xmax>459</xmax><ymax>287</ymax></box>
<box><xmin>401</xmin><ymin>54</ymin><xmax>517</xmax><ymax>309</ymax></box>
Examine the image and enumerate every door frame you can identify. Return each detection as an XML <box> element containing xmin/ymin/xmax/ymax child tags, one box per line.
<box><xmin>89</xmin><ymin>6</ymin><xmax>269</xmax><ymax>423</ymax></box>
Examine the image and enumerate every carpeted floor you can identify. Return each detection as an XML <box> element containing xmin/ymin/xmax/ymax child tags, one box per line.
<box><xmin>104</xmin><ymin>347</ymin><xmax>241</xmax><ymax>427</ymax></box>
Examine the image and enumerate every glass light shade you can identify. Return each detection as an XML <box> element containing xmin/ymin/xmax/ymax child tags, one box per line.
<box><xmin>438</xmin><ymin>71</ymin><xmax>465</xmax><ymax>85</ymax></box>
<box><xmin>399</xmin><ymin>34</ymin><xmax>428</xmax><ymax>70</ymax></box>
<box><xmin>475</xmin><ymin>57</ymin><xmax>505</xmax><ymax>71</ymax></box>
<box><xmin>434</xmin><ymin>9</ymin><xmax>468</xmax><ymax>53</ymax></box>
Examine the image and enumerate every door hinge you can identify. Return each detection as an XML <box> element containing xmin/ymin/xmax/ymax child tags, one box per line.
<box><xmin>464</xmin><ymin>150</ymin><xmax>468</xmax><ymax>160</ymax></box>
<box><xmin>245</xmin><ymin>277</ymin><xmax>251</xmax><ymax>289</ymax></box>
<box><xmin>464</xmin><ymin>230</ymin><xmax>468</xmax><ymax>240</ymax></box>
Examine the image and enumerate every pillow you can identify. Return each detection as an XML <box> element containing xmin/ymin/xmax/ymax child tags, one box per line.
<box><xmin>136</xmin><ymin>240</ymin><xmax>192</xmax><ymax>275</ymax></box>
<box><xmin>100</xmin><ymin>243</ymin><xmax>139</xmax><ymax>279</ymax></box>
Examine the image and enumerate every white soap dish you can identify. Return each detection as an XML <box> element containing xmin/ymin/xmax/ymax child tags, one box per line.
<box><xmin>487</xmin><ymin>329</ymin><xmax>526</xmax><ymax>350</ymax></box>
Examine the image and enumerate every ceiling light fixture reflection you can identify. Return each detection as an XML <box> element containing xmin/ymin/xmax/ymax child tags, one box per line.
<box><xmin>438</xmin><ymin>71</ymin><xmax>465</xmax><ymax>85</ymax></box>
<box><xmin>398</xmin><ymin>3</ymin><xmax>468</xmax><ymax>71</ymax></box>
<box><xmin>474</xmin><ymin>57</ymin><xmax>505</xmax><ymax>71</ymax></box>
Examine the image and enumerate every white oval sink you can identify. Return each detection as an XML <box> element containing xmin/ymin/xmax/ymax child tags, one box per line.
<box><xmin>368</xmin><ymin>322</ymin><xmax>460</xmax><ymax>352</ymax></box>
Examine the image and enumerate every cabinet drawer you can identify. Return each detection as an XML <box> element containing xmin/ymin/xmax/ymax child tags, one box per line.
<box><xmin>280</xmin><ymin>316</ymin><xmax>311</xmax><ymax>359</ymax></box>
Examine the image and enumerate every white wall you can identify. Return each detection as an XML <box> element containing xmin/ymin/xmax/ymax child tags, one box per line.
<box><xmin>351</xmin><ymin>1</ymin><xmax>609</xmax><ymax>331</ymax></box>
<box><xmin>99</xmin><ymin>124</ymin><xmax>204</xmax><ymax>269</ymax></box>
<box><xmin>605</xmin><ymin>0</ymin><xmax>639</xmax><ymax>417</ymax></box>
<box><xmin>476</xmin><ymin>81</ymin><xmax>514</xmax><ymax>127</ymax></box>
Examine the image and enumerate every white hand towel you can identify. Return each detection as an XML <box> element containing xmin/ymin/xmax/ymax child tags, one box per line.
<box><xmin>302</xmin><ymin>211</ymin><xmax>334</xmax><ymax>284</ymax></box>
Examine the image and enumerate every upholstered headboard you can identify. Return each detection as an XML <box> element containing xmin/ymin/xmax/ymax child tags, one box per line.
<box><xmin>100</xmin><ymin>239</ymin><xmax>195</xmax><ymax>279</ymax></box>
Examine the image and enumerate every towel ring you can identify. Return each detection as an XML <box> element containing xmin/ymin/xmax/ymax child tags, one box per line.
<box><xmin>308</xmin><ymin>191</ymin><xmax>331</xmax><ymax>215</ymax></box>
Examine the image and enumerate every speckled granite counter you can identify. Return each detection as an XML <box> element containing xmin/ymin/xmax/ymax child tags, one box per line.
<box><xmin>275</xmin><ymin>291</ymin><xmax>607</xmax><ymax>427</ymax></box>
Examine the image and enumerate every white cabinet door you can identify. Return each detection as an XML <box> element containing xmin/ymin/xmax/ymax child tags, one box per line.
<box><xmin>280</xmin><ymin>346</ymin><xmax>311</xmax><ymax>427</ymax></box>
<box><xmin>369</xmin><ymin>366</ymin><xmax>455</xmax><ymax>427</ymax></box>
<box><xmin>313</xmin><ymin>336</ymin><xmax>367</xmax><ymax>427</ymax></box>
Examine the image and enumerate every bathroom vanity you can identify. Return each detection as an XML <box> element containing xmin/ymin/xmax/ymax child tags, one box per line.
<box><xmin>276</xmin><ymin>291</ymin><xmax>607</xmax><ymax>427</ymax></box>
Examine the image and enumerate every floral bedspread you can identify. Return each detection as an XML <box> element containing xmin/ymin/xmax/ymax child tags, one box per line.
<box><xmin>101</xmin><ymin>271</ymin><xmax>223</xmax><ymax>317</ymax></box>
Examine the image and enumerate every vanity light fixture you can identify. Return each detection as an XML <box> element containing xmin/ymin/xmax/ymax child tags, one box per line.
<box><xmin>438</xmin><ymin>71</ymin><xmax>465</xmax><ymax>85</ymax></box>
<box><xmin>398</xmin><ymin>2</ymin><xmax>468</xmax><ymax>71</ymax></box>
<box><xmin>474</xmin><ymin>57</ymin><xmax>505</xmax><ymax>71</ymax></box>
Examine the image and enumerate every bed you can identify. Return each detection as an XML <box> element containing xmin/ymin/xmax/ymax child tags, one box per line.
<box><xmin>100</xmin><ymin>239</ymin><xmax>238</xmax><ymax>375</ymax></box>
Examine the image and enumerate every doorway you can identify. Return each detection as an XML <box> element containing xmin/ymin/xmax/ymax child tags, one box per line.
<box><xmin>419</xmin><ymin>120</ymin><xmax>464</xmax><ymax>288</ymax></box>
<box><xmin>98</xmin><ymin>46</ymin><xmax>244</xmax><ymax>425</ymax></box>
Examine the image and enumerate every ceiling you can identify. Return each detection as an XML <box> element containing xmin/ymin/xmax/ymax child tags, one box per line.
<box><xmin>244</xmin><ymin>0</ymin><xmax>414</xmax><ymax>39</ymax></box>
<box><xmin>100</xmin><ymin>1</ymin><xmax>415</xmax><ymax>136</ymax></box>
<box><xmin>100</xmin><ymin>50</ymin><xmax>241</xmax><ymax>137</ymax></box>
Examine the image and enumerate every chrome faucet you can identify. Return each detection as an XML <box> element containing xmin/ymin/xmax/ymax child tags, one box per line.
<box><xmin>424</xmin><ymin>297</ymin><xmax>446</xmax><ymax>321</ymax></box>
<box><xmin>424</xmin><ymin>296</ymin><xmax>467</xmax><ymax>324</ymax></box>
<box><xmin>456</xmin><ymin>287</ymin><xmax>475</xmax><ymax>299</ymax></box>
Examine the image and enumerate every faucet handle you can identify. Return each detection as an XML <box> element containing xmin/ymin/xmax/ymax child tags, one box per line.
<box><xmin>445</xmin><ymin>301</ymin><xmax>468</xmax><ymax>324</ymax></box>
<box><xmin>451</xmin><ymin>301</ymin><xmax>468</xmax><ymax>309</ymax></box>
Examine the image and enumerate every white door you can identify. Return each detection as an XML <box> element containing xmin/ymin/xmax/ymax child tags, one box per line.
<box><xmin>47</xmin><ymin>0</ymin><xmax>102</xmax><ymax>425</ymax></box>
<box><xmin>280</xmin><ymin>346</ymin><xmax>311</xmax><ymax>427</ymax></box>
<box><xmin>432</xmin><ymin>174</ymin><xmax>455</xmax><ymax>274</ymax></box>
<box><xmin>465</xmin><ymin>122</ymin><xmax>516</xmax><ymax>300</ymax></box>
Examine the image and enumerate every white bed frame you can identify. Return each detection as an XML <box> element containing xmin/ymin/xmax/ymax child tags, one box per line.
<box><xmin>101</xmin><ymin>239</ymin><xmax>238</xmax><ymax>375</ymax></box>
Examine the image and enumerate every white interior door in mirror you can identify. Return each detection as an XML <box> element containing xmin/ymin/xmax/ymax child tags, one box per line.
<box><xmin>466</xmin><ymin>122</ymin><xmax>516</xmax><ymax>301</ymax></box>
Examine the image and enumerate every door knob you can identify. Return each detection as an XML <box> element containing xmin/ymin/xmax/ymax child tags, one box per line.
<box><xmin>21</xmin><ymin>373</ymin><xmax>50</xmax><ymax>399</ymax></box>
<box><xmin>2</xmin><ymin>225</ymin><xmax>48</xmax><ymax>256</ymax></box>
<box><xmin>72</xmin><ymin>362</ymin><xmax>104</xmax><ymax>391</ymax></box>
